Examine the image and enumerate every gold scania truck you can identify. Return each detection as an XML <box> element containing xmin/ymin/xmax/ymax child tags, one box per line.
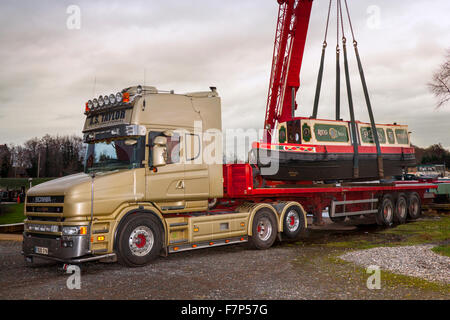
<box><xmin>22</xmin><ymin>86</ymin><xmax>311</xmax><ymax>267</ymax></box>
<box><xmin>22</xmin><ymin>85</ymin><xmax>431</xmax><ymax>267</ymax></box>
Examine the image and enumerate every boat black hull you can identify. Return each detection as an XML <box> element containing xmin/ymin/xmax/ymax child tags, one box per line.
<box><xmin>251</xmin><ymin>149</ymin><xmax>416</xmax><ymax>181</ymax></box>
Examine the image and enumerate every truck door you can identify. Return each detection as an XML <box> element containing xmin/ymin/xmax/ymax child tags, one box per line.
<box><xmin>184</xmin><ymin>131</ymin><xmax>210</xmax><ymax>209</ymax></box>
<box><xmin>146</xmin><ymin>131</ymin><xmax>185</xmax><ymax>210</ymax></box>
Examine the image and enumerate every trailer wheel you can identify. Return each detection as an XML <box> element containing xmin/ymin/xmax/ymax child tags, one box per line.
<box><xmin>116</xmin><ymin>214</ymin><xmax>163</xmax><ymax>267</ymax></box>
<box><xmin>407</xmin><ymin>192</ymin><xmax>422</xmax><ymax>220</ymax></box>
<box><xmin>394</xmin><ymin>194</ymin><xmax>408</xmax><ymax>224</ymax></box>
<box><xmin>248</xmin><ymin>209</ymin><xmax>277</xmax><ymax>250</ymax></box>
<box><xmin>376</xmin><ymin>194</ymin><xmax>394</xmax><ymax>226</ymax></box>
<box><xmin>282</xmin><ymin>205</ymin><xmax>306</xmax><ymax>240</ymax></box>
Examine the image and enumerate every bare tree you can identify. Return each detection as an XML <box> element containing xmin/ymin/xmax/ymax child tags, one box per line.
<box><xmin>429</xmin><ymin>49</ymin><xmax>450</xmax><ymax>108</ymax></box>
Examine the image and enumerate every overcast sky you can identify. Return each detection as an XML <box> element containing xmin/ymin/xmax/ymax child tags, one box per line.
<box><xmin>0</xmin><ymin>0</ymin><xmax>449</xmax><ymax>151</ymax></box>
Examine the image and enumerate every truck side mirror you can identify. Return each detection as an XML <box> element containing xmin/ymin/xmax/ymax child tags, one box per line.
<box><xmin>152</xmin><ymin>136</ymin><xmax>167</xmax><ymax>167</ymax></box>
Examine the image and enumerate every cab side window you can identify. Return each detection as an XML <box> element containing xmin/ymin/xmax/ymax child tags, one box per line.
<box><xmin>166</xmin><ymin>134</ymin><xmax>180</xmax><ymax>164</ymax></box>
<box><xmin>148</xmin><ymin>132</ymin><xmax>180</xmax><ymax>166</ymax></box>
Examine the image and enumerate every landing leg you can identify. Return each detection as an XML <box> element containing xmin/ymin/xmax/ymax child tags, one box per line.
<box><xmin>311</xmin><ymin>197</ymin><xmax>326</xmax><ymax>226</ymax></box>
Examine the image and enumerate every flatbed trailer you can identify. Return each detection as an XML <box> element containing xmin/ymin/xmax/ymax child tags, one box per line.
<box><xmin>228</xmin><ymin>164</ymin><xmax>435</xmax><ymax>219</ymax></box>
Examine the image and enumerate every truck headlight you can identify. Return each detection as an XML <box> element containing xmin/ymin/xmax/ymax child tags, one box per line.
<box><xmin>116</xmin><ymin>92</ymin><xmax>122</xmax><ymax>103</ymax></box>
<box><xmin>62</xmin><ymin>226</ymin><xmax>88</xmax><ymax>235</ymax></box>
<box><xmin>109</xmin><ymin>94</ymin><xmax>116</xmax><ymax>104</ymax></box>
<box><xmin>98</xmin><ymin>96</ymin><xmax>104</xmax><ymax>107</ymax></box>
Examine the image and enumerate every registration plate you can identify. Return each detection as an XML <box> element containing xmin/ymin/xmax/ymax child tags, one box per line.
<box><xmin>35</xmin><ymin>246</ymin><xmax>49</xmax><ymax>255</ymax></box>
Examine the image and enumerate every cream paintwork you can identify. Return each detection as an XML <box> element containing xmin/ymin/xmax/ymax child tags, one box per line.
<box><xmin>188</xmin><ymin>212</ymin><xmax>249</xmax><ymax>243</ymax></box>
<box><xmin>90</xmin><ymin>202</ymin><xmax>167</xmax><ymax>254</ymax></box>
<box><xmin>26</xmin><ymin>169</ymin><xmax>145</xmax><ymax>219</ymax></box>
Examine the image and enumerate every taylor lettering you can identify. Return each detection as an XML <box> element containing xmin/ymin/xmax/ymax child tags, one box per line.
<box><xmin>89</xmin><ymin>110</ymin><xmax>126</xmax><ymax>126</ymax></box>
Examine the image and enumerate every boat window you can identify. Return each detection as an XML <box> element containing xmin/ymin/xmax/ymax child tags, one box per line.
<box><xmin>279</xmin><ymin>126</ymin><xmax>287</xmax><ymax>143</ymax></box>
<box><xmin>360</xmin><ymin>127</ymin><xmax>386</xmax><ymax>144</ymax></box>
<box><xmin>386</xmin><ymin>128</ymin><xmax>395</xmax><ymax>144</ymax></box>
<box><xmin>395</xmin><ymin>129</ymin><xmax>409</xmax><ymax>144</ymax></box>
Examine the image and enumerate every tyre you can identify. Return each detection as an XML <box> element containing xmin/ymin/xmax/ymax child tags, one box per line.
<box><xmin>407</xmin><ymin>192</ymin><xmax>422</xmax><ymax>220</ymax></box>
<box><xmin>116</xmin><ymin>213</ymin><xmax>163</xmax><ymax>267</ymax></box>
<box><xmin>282</xmin><ymin>205</ymin><xmax>306</xmax><ymax>240</ymax></box>
<box><xmin>375</xmin><ymin>194</ymin><xmax>394</xmax><ymax>226</ymax></box>
<box><xmin>248</xmin><ymin>209</ymin><xmax>278</xmax><ymax>250</ymax></box>
<box><xmin>394</xmin><ymin>194</ymin><xmax>408</xmax><ymax>224</ymax></box>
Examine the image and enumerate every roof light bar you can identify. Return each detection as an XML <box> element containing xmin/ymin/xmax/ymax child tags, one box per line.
<box><xmin>84</xmin><ymin>87</ymin><xmax>141</xmax><ymax>114</ymax></box>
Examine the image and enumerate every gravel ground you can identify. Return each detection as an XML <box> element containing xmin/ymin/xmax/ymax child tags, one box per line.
<box><xmin>0</xmin><ymin>237</ymin><xmax>448</xmax><ymax>300</ymax></box>
<box><xmin>340</xmin><ymin>245</ymin><xmax>450</xmax><ymax>284</ymax></box>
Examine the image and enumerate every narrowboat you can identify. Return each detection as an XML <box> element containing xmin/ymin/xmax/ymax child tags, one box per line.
<box><xmin>250</xmin><ymin>117</ymin><xmax>416</xmax><ymax>181</ymax></box>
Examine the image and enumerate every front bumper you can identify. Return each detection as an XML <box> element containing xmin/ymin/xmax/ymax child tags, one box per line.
<box><xmin>22</xmin><ymin>232</ymin><xmax>90</xmax><ymax>261</ymax></box>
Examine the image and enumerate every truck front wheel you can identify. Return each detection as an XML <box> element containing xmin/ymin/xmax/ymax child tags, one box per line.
<box><xmin>116</xmin><ymin>214</ymin><xmax>163</xmax><ymax>267</ymax></box>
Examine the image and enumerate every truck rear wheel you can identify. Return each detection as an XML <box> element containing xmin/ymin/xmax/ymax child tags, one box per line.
<box><xmin>407</xmin><ymin>192</ymin><xmax>422</xmax><ymax>220</ymax></box>
<box><xmin>282</xmin><ymin>205</ymin><xmax>306</xmax><ymax>240</ymax></box>
<box><xmin>375</xmin><ymin>194</ymin><xmax>394</xmax><ymax>226</ymax></box>
<box><xmin>394</xmin><ymin>194</ymin><xmax>408</xmax><ymax>224</ymax></box>
<box><xmin>116</xmin><ymin>214</ymin><xmax>163</xmax><ymax>267</ymax></box>
<box><xmin>248</xmin><ymin>209</ymin><xmax>277</xmax><ymax>250</ymax></box>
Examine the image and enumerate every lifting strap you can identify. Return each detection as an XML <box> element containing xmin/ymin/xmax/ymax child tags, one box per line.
<box><xmin>335</xmin><ymin>0</ymin><xmax>341</xmax><ymax>121</ymax></box>
<box><xmin>311</xmin><ymin>0</ymin><xmax>332</xmax><ymax>119</ymax></box>
<box><xmin>339</xmin><ymin>0</ymin><xmax>359</xmax><ymax>178</ymax></box>
<box><xmin>343</xmin><ymin>0</ymin><xmax>384</xmax><ymax>178</ymax></box>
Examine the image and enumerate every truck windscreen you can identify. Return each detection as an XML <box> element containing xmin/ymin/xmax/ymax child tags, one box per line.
<box><xmin>84</xmin><ymin>136</ymin><xmax>145</xmax><ymax>173</ymax></box>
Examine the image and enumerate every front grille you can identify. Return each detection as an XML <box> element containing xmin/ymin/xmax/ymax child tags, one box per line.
<box><xmin>27</xmin><ymin>216</ymin><xmax>64</xmax><ymax>222</ymax></box>
<box><xmin>27</xmin><ymin>196</ymin><xmax>64</xmax><ymax>204</ymax></box>
<box><xmin>24</xmin><ymin>232</ymin><xmax>60</xmax><ymax>240</ymax></box>
<box><xmin>27</xmin><ymin>206</ymin><xmax>63</xmax><ymax>214</ymax></box>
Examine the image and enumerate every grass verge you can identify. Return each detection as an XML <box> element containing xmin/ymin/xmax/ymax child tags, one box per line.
<box><xmin>0</xmin><ymin>203</ymin><xmax>25</xmax><ymax>225</ymax></box>
<box><xmin>432</xmin><ymin>244</ymin><xmax>450</xmax><ymax>257</ymax></box>
<box><xmin>323</xmin><ymin>215</ymin><xmax>450</xmax><ymax>249</ymax></box>
<box><xmin>0</xmin><ymin>177</ymin><xmax>54</xmax><ymax>190</ymax></box>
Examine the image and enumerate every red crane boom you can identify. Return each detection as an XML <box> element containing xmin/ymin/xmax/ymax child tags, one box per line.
<box><xmin>264</xmin><ymin>0</ymin><xmax>313</xmax><ymax>142</ymax></box>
